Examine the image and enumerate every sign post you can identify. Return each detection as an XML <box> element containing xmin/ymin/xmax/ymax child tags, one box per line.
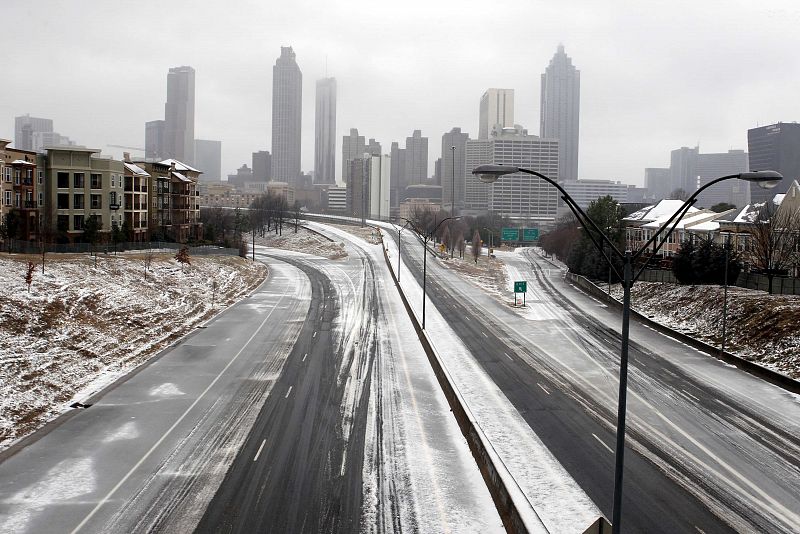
<box><xmin>513</xmin><ymin>280</ymin><xmax>527</xmax><ymax>307</ymax></box>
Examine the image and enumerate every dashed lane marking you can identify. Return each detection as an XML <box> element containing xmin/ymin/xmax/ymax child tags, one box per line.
<box><xmin>285</xmin><ymin>386</ymin><xmax>293</xmax><ymax>399</ymax></box>
<box><xmin>253</xmin><ymin>439</ymin><xmax>266</xmax><ymax>462</ymax></box>
<box><xmin>537</xmin><ymin>383</ymin><xmax>550</xmax><ymax>395</ymax></box>
<box><xmin>302</xmin><ymin>353</ymin><xmax>307</xmax><ymax>362</ymax></box>
<box><xmin>592</xmin><ymin>433</ymin><xmax>614</xmax><ymax>454</ymax></box>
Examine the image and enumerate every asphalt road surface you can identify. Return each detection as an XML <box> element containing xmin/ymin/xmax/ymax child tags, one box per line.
<box><xmin>386</xmin><ymin>225</ymin><xmax>800</xmax><ymax>534</ymax></box>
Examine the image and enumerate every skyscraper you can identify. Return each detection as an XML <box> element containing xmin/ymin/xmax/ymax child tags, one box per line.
<box><xmin>252</xmin><ymin>150</ymin><xmax>271</xmax><ymax>182</ymax></box>
<box><xmin>441</xmin><ymin>127</ymin><xmax>469</xmax><ymax>213</ymax></box>
<box><xmin>145</xmin><ymin>120</ymin><xmax>166</xmax><ymax>160</ymax></box>
<box><xmin>194</xmin><ymin>139</ymin><xmax>222</xmax><ymax>181</ymax></box>
<box><xmin>479</xmin><ymin>89</ymin><xmax>514</xmax><ymax>140</ymax></box>
<box><xmin>14</xmin><ymin>114</ymin><xmax>53</xmax><ymax>151</ymax></box>
<box><xmin>748</xmin><ymin>123</ymin><xmax>800</xmax><ymax>203</ymax></box>
<box><xmin>272</xmin><ymin>46</ymin><xmax>303</xmax><ymax>185</ymax></box>
<box><xmin>314</xmin><ymin>77</ymin><xmax>336</xmax><ymax>184</ymax></box>
<box><xmin>405</xmin><ymin>130</ymin><xmax>428</xmax><ymax>186</ymax></box>
<box><xmin>390</xmin><ymin>141</ymin><xmax>404</xmax><ymax>207</ymax></box>
<box><xmin>164</xmin><ymin>66</ymin><xmax>195</xmax><ymax>164</ymax></box>
<box><xmin>540</xmin><ymin>45</ymin><xmax>580</xmax><ymax>181</ymax></box>
<box><xmin>342</xmin><ymin>128</ymin><xmax>366</xmax><ymax>185</ymax></box>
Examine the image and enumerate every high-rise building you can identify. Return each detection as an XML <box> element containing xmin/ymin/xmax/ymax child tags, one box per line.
<box><xmin>14</xmin><ymin>115</ymin><xmax>53</xmax><ymax>151</ymax></box>
<box><xmin>695</xmin><ymin>150</ymin><xmax>749</xmax><ymax>208</ymax></box>
<box><xmin>479</xmin><ymin>89</ymin><xmax>514</xmax><ymax>140</ymax></box>
<box><xmin>31</xmin><ymin>132</ymin><xmax>75</xmax><ymax>152</ymax></box>
<box><xmin>194</xmin><ymin>139</ymin><xmax>221</xmax><ymax>181</ymax></box>
<box><xmin>644</xmin><ymin>167</ymin><xmax>670</xmax><ymax>201</ymax></box>
<box><xmin>390</xmin><ymin>141</ymin><xmax>404</xmax><ymax>207</ymax></box>
<box><xmin>669</xmin><ymin>146</ymin><xmax>698</xmax><ymax>195</ymax></box>
<box><xmin>252</xmin><ymin>150</ymin><xmax>271</xmax><ymax>182</ymax></box>
<box><xmin>342</xmin><ymin>128</ymin><xmax>365</xmax><ymax>185</ymax></box>
<box><xmin>748</xmin><ymin>122</ymin><xmax>800</xmax><ymax>204</ymax></box>
<box><xmin>272</xmin><ymin>46</ymin><xmax>302</xmax><ymax>185</ymax></box>
<box><xmin>366</xmin><ymin>138</ymin><xmax>382</xmax><ymax>157</ymax></box>
<box><xmin>405</xmin><ymin>130</ymin><xmax>428</xmax><ymax>187</ymax></box>
<box><xmin>540</xmin><ymin>45</ymin><xmax>580</xmax><ymax>181</ymax></box>
<box><xmin>465</xmin><ymin>125</ymin><xmax>559</xmax><ymax>222</ymax></box>
<box><xmin>164</xmin><ymin>66</ymin><xmax>195</xmax><ymax>164</ymax></box>
<box><xmin>145</xmin><ymin>120</ymin><xmax>166</xmax><ymax>160</ymax></box>
<box><xmin>314</xmin><ymin>77</ymin><xmax>337</xmax><ymax>184</ymax></box>
<box><xmin>441</xmin><ymin>127</ymin><xmax>469</xmax><ymax>214</ymax></box>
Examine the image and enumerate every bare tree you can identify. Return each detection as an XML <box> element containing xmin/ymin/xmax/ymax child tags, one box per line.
<box><xmin>292</xmin><ymin>201</ymin><xmax>302</xmax><ymax>232</ymax></box>
<box><xmin>457</xmin><ymin>232</ymin><xmax>466</xmax><ymax>258</ymax></box>
<box><xmin>471</xmin><ymin>230</ymin><xmax>481</xmax><ymax>264</ymax></box>
<box><xmin>747</xmin><ymin>201</ymin><xmax>800</xmax><ymax>294</ymax></box>
<box><xmin>175</xmin><ymin>246</ymin><xmax>191</xmax><ymax>272</ymax></box>
<box><xmin>25</xmin><ymin>261</ymin><xmax>35</xmax><ymax>293</ymax></box>
<box><xmin>143</xmin><ymin>248</ymin><xmax>154</xmax><ymax>280</ymax></box>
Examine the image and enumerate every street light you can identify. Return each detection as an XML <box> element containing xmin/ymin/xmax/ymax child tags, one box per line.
<box><xmin>482</xmin><ymin>227</ymin><xmax>495</xmax><ymax>258</ymax></box>
<box><xmin>473</xmin><ymin>163</ymin><xmax>782</xmax><ymax>534</ymax></box>
<box><xmin>395</xmin><ymin>220</ymin><xmax>410</xmax><ymax>284</ymax></box>
<box><xmin>450</xmin><ymin>145</ymin><xmax>457</xmax><ymax>259</ymax></box>
<box><xmin>401</xmin><ymin>215</ymin><xmax>460</xmax><ymax>329</ymax></box>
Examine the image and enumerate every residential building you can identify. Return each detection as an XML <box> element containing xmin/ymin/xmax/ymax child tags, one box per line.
<box><xmin>164</xmin><ymin>66</ymin><xmax>196</xmax><ymax>164</ymax></box>
<box><xmin>624</xmin><ymin>200</ymin><xmax>720</xmax><ymax>257</ymax></box>
<box><xmin>252</xmin><ymin>150</ymin><xmax>271</xmax><ymax>182</ymax></box>
<box><xmin>145</xmin><ymin>120</ymin><xmax>166</xmax><ymax>160</ymax></box>
<box><xmin>748</xmin><ymin>122</ymin><xmax>800</xmax><ymax>204</ymax></box>
<box><xmin>145</xmin><ymin>158</ymin><xmax>202</xmax><ymax>242</ymax></box>
<box><xmin>122</xmin><ymin>158</ymin><xmax>150</xmax><ymax>241</ymax></box>
<box><xmin>342</xmin><ymin>128</ymin><xmax>366</xmax><ymax>185</ymax></box>
<box><xmin>14</xmin><ymin>115</ymin><xmax>53</xmax><ymax>151</ymax></box>
<box><xmin>540</xmin><ymin>44</ymin><xmax>580</xmax><ymax>181</ymax></box>
<box><xmin>194</xmin><ymin>139</ymin><xmax>221</xmax><ymax>181</ymax></box>
<box><xmin>200</xmin><ymin>182</ymin><xmax>261</xmax><ymax>209</ymax></box>
<box><xmin>0</xmin><ymin>139</ymin><xmax>40</xmax><ymax>241</ymax></box>
<box><xmin>314</xmin><ymin>77</ymin><xmax>337</xmax><ymax>184</ymax></box>
<box><xmin>43</xmin><ymin>147</ymin><xmax>125</xmax><ymax>243</ymax></box>
<box><xmin>272</xmin><ymin>46</ymin><xmax>302</xmax><ymax>185</ymax></box>
<box><xmin>479</xmin><ymin>89</ymin><xmax>514</xmax><ymax>140</ymax></box>
<box><xmin>440</xmin><ymin>127</ymin><xmax>469</xmax><ymax>214</ymax></box>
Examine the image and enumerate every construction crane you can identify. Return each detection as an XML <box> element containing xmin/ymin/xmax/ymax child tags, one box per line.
<box><xmin>106</xmin><ymin>143</ymin><xmax>145</xmax><ymax>152</ymax></box>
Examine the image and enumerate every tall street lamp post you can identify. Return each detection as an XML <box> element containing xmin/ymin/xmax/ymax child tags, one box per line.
<box><xmin>483</xmin><ymin>227</ymin><xmax>494</xmax><ymax>258</ymax></box>
<box><xmin>450</xmin><ymin>145</ymin><xmax>457</xmax><ymax>259</ymax></box>
<box><xmin>473</xmin><ymin>164</ymin><xmax>781</xmax><ymax>534</ymax></box>
<box><xmin>401</xmin><ymin>215</ymin><xmax>460</xmax><ymax>329</ymax></box>
<box><xmin>396</xmin><ymin>221</ymin><xmax>410</xmax><ymax>284</ymax></box>
<box><xmin>721</xmin><ymin>233</ymin><xmax>731</xmax><ymax>355</ymax></box>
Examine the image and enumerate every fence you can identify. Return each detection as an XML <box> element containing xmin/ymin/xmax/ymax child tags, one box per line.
<box><xmin>3</xmin><ymin>240</ymin><xmax>239</xmax><ymax>257</ymax></box>
<box><xmin>633</xmin><ymin>268</ymin><xmax>800</xmax><ymax>295</ymax></box>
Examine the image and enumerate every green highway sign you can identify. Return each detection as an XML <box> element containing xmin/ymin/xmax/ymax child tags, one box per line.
<box><xmin>501</xmin><ymin>227</ymin><xmax>519</xmax><ymax>241</ymax></box>
<box><xmin>522</xmin><ymin>228</ymin><xmax>540</xmax><ymax>242</ymax></box>
<box><xmin>514</xmin><ymin>281</ymin><xmax>527</xmax><ymax>293</ymax></box>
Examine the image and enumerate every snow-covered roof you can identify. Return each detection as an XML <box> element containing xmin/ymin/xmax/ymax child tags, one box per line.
<box><xmin>159</xmin><ymin>158</ymin><xmax>201</xmax><ymax>173</ymax></box>
<box><xmin>171</xmin><ymin>171</ymin><xmax>192</xmax><ymax>183</ymax></box>
<box><xmin>640</xmin><ymin>209</ymin><xmax>721</xmax><ymax>232</ymax></box>
<box><xmin>10</xmin><ymin>159</ymin><xmax>35</xmax><ymax>166</ymax></box>
<box><xmin>624</xmin><ymin>199</ymin><xmax>698</xmax><ymax>223</ymax></box>
<box><xmin>123</xmin><ymin>162</ymin><xmax>150</xmax><ymax>177</ymax></box>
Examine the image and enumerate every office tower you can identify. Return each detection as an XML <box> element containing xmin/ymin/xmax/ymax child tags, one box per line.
<box><xmin>342</xmin><ymin>128</ymin><xmax>365</xmax><ymax>185</ymax></box>
<box><xmin>441</xmin><ymin>127</ymin><xmax>470</xmax><ymax>214</ymax></box>
<box><xmin>540</xmin><ymin>44</ymin><xmax>580</xmax><ymax>181</ymax></box>
<box><xmin>272</xmin><ymin>46</ymin><xmax>302</xmax><ymax>185</ymax></box>
<box><xmin>314</xmin><ymin>77</ymin><xmax>337</xmax><ymax>184</ymax></box>
<box><xmin>465</xmin><ymin>125</ymin><xmax>559</xmax><ymax>221</ymax></box>
<box><xmin>669</xmin><ymin>146</ymin><xmax>698</xmax><ymax>194</ymax></box>
<box><xmin>405</xmin><ymin>130</ymin><xmax>428</xmax><ymax>187</ymax></box>
<box><xmin>644</xmin><ymin>167</ymin><xmax>670</xmax><ymax>201</ymax></box>
<box><xmin>164</xmin><ymin>66</ymin><xmax>195</xmax><ymax>163</ymax></box>
<box><xmin>145</xmin><ymin>120</ymin><xmax>166</xmax><ymax>160</ymax></box>
<box><xmin>194</xmin><ymin>139</ymin><xmax>222</xmax><ymax>181</ymax></box>
<box><xmin>31</xmin><ymin>132</ymin><xmax>75</xmax><ymax>152</ymax></box>
<box><xmin>479</xmin><ymin>89</ymin><xmax>514</xmax><ymax>140</ymax></box>
<box><xmin>695</xmin><ymin>150</ymin><xmax>749</xmax><ymax>207</ymax></box>
<box><xmin>748</xmin><ymin>122</ymin><xmax>800</xmax><ymax>203</ymax></box>
<box><xmin>14</xmin><ymin>115</ymin><xmax>53</xmax><ymax>151</ymax></box>
<box><xmin>390</xmin><ymin>141</ymin><xmax>404</xmax><ymax>207</ymax></box>
<box><xmin>366</xmin><ymin>138</ymin><xmax>382</xmax><ymax>157</ymax></box>
<box><xmin>252</xmin><ymin>150</ymin><xmax>271</xmax><ymax>182</ymax></box>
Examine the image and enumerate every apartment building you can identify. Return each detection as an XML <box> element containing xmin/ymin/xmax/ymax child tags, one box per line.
<box><xmin>0</xmin><ymin>139</ymin><xmax>41</xmax><ymax>241</ymax></box>
<box><xmin>123</xmin><ymin>159</ymin><xmax>150</xmax><ymax>241</ymax></box>
<box><xmin>142</xmin><ymin>158</ymin><xmax>202</xmax><ymax>242</ymax></box>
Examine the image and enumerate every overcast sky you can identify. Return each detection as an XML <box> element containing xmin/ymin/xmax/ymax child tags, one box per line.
<box><xmin>3</xmin><ymin>0</ymin><xmax>799</xmax><ymax>186</ymax></box>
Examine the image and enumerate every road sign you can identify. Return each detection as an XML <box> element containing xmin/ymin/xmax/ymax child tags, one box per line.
<box><xmin>501</xmin><ymin>227</ymin><xmax>519</xmax><ymax>241</ymax></box>
<box><xmin>522</xmin><ymin>228</ymin><xmax>539</xmax><ymax>242</ymax></box>
<box><xmin>514</xmin><ymin>281</ymin><xmax>527</xmax><ymax>293</ymax></box>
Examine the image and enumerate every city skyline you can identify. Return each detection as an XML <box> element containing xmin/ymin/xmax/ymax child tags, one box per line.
<box><xmin>2</xmin><ymin>2</ymin><xmax>798</xmax><ymax>187</ymax></box>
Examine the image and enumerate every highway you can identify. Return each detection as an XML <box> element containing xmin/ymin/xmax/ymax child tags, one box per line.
<box><xmin>384</xmin><ymin>223</ymin><xmax>800</xmax><ymax>534</ymax></box>
<box><xmin>0</xmin><ymin>233</ymin><xmax>501</xmax><ymax>533</ymax></box>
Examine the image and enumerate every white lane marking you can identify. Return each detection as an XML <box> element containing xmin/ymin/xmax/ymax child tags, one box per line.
<box><xmin>302</xmin><ymin>353</ymin><xmax>307</xmax><ymax>362</ymax></box>
<box><xmin>482</xmin><ymin>332</ymin><xmax>488</xmax><ymax>338</ymax></box>
<box><xmin>695</xmin><ymin>527</ymin><xmax>706</xmax><ymax>534</ymax></box>
<box><xmin>464</xmin><ymin>316</ymin><xmax>470</xmax><ymax>321</ymax></box>
<box><xmin>504</xmin><ymin>352</ymin><xmax>513</xmax><ymax>360</ymax></box>
<box><xmin>681</xmin><ymin>388</ymin><xmax>700</xmax><ymax>402</ymax></box>
<box><xmin>313</xmin><ymin>331</ymin><xmax>317</xmax><ymax>338</ymax></box>
<box><xmin>69</xmin><ymin>276</ymin><xmax>295</xmax><ymax>534</ymax></box>
<box><xmin>285</xmin><ymin>386</ymin><xmax>293</xmax><ymax>399</ymax></box>
<box><xmin>592</xmin><ymin>433</ymin><xmax>614</xmax><ymax>454</ymax></box>
<box><xmin>537</xmin><ymin>383</ymin><xmax>550</xmax><ymax>395</ymax></box>
<box><xmin>253</xmin><ymin>439</ymin><xmax>267</xmax><ymax>462</ymax></box>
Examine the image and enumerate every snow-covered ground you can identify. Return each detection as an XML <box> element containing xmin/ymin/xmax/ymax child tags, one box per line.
<box><xmin>610</xmin><ymin>282</ymin><xmax>800</xmax><ymax>379</ymax></box>
<box><xmin>0</xmin><ymin>252</ymin><xmax>266</xmax><ymax>451</ymax></box>
<box><xmin>252</xmin><ymin>224</ymin><xmax>347</xmax><ymax>258</ymax></box>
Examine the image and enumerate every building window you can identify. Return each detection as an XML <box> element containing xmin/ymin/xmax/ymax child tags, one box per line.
<box><xmin>57</xmin><ymin>172</ymin><xmax>69</xmax><ymax>188</ymax></box>
<box><xmin>74</xmin><ymin>172</ymin><xmax>85</xmax><ymax>188</ymax></box>
<box><xmin>73</xmin><ymin>194</ymin><xmax>84</xmax><ymax>209</ymax></box>
<box><xmin>90</xmin><ymin>173</ymin><xmax>102</xmax><ymax>189</ymax></box>
<box><xmin>38</xmin><ymin>192</ymin><xmax>44</xmax><ymax>207</ymax></box>
<box><xmin>73</xmin><ymin>215</ymin><xmax>84</xmax><ymax>231</ymax></box>
<box><xmin>90</xmin><ymin>194</ymin><xmax>102</xmax><ymax>209</ymax></box>
<box><xmin>15</xmin><ymin>192</ymin><xmax>21</xmax><ymax>207</ymax></box>
<box><xmin>4</xmin><ymin>191</ymin><xmax>11</xmax><ymax>206</ymax></box>
<box><xmin>14</xmin><ymin>169</ymin><xmax>21</xmax><ymax>185</ymax></box>
<box><xmin>57</xmin><ymin>215</ymin><xmax>69</xmax><ymax>232</ymax></box>
<box><xmin>26</xmin><ymin>169</ymin><xmax>33</xmax><ymax>180</ymax></box>
<box><xmin>3</xmin><ymin>167</ymin><xmax>11</xmax><ymax>181</ymax></box>
<box><xmin>38</xmin><ymin>170</ymin><xmax>44</xmax><ymax>185</ymax></box>
<box><xmin>57</xmin><ymin>193</ymin><xmax>69</xmax><ymax>209</ymax></box>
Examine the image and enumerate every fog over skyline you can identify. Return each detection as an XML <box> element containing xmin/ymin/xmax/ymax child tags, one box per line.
<box><xmin>3</xmin><ymin>0</ymin><xmax>799</xmax><ymax>186</ymax></box>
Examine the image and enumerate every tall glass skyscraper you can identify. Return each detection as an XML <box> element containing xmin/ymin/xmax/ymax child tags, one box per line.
<box><xmin>272</xmin><ymin>47</ymin><xmax>302</xmax><ymax>185</ymax></box>
<box><xmin>314</xmin><ymin>77</ymin><xmax>337</xmax><ymax>184</ymax></box>
<box><xmin>540</xmin><ymin>45</ymin><xmax>580</xmax><ymax>181</ymax></box>
<box><xmin>164</xmin><ymin>66</ymin><xmax>195</xmax><ymax>164</ymax></box>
